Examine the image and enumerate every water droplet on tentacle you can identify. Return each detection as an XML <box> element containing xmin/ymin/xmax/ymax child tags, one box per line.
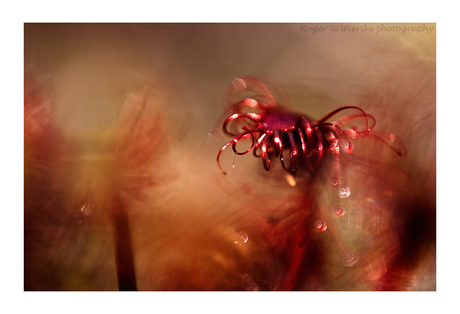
<box><xmin>342</xmin><ymin>251</ymin><xmax>359</xmax><ymax>267</ymax></box>
<box><xmin>313</xmin><ymin>220</ymin><xmax>327</xmax><ymax>232</ymax></box>
<box><xmin>339</xmin><ymin>187</ymin><xmax>350</xmax><ymax>198</ymax></box>
<box><xmin>232</xmin><ymin>229</ymin><xmax>249</xmax><ymax>244</ymax></box>
<box><xmin>334</xmin><ymin>206</ymin><xmax>345</xmax><ymax>217</ymax></box>
<box><xmin>80</xmin><ymin>202</ymin><xmax>92</xmax><ymax>216</ymax></box>
<box><xmin>342</xmin><ymin>140</ymin><xmax>354</xmax><ymax>153</ymax></box>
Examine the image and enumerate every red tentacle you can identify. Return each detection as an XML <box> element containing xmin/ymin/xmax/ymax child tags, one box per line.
<box><xmin>232</xmin><ymin>127</ymin><xmax>256</xmax><ymax>156</ymax></box>
<box><xmin>316</xmin><ymin>106</ymin><xmax>370</xmax><ymax>135</ymax></box>
<box><xmin>260</xmin><ymin>135</ymin><xmax>272</xmax><ymax>171</ymax></box>
<box><xmin>223</xmin><ymin>112</ymin><xmax>262</xmax><ymax>137</ymax></box>
<box><xmin>296</xmin><ymin>116</ymin><xmax>314</xmax><ymax>156</ymax></box>
<box><xmin>272</xmin><ymin>129</ymin><xmax>283</xmax><ymax>158</ymax></box>
<box><xmin>217</xmin><ymin>128</ymin><xmax>255</xmax><ymax>174</ymax></box>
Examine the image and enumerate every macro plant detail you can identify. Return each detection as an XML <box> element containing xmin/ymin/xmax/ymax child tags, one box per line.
<box><xmin>215</xmin><ymin>76</ymin><xmax>409</xmax><ymax>284</ymax></box>
<box><xmin>217</xmin><ymin>76</ymin><xmax>407</xmax><ymax>183</ymax></box>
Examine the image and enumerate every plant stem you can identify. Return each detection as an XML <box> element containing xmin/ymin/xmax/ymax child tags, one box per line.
<box><xmin>108</xmin><ymin>192</ymin><xmax>137</xmax><ymax>291</ymax></box>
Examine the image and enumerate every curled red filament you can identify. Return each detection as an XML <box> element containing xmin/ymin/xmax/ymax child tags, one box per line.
<box><xmin>216</xmin><ymin>76</ymin><xmax>407</xmax><ymax>176</ymax></box>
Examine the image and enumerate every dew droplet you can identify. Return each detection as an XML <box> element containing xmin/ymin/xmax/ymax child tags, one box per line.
<box><xmin>233</xmin><ymin>77</ymin><xmax>247</xmax><ymax>92</ymax></box>
<box><xmin>80</xmin><ymin>202</ymin><xmax>92</xmax><ymax>216</ymax></box>
<box><xmin>339</xmin><ymin>187</ymin><xmax>350</xmax><ymax>198</ymax></box>
<box><xmin>313</xmin><ymin>220</ymin><xmax>327</xmax><ymax>232</ymax></box>
<box><xmin>232</xmin><ymin>229</ymin><xmax>248</xmax><ymax>244</ymax></box>
<box><xmin>343</xmin><ymin>141</ymin><xmax>354</xmax><ymax>153</ymax></box>
<box><xmin>342</xmin><ymin>251</ymin><xmax>359</xmax><ymax>267</ymax></box>
<box><xmin>334</xmin><ymin>206</ymin><xmax>345</xmax><ymax>217</ymax></box>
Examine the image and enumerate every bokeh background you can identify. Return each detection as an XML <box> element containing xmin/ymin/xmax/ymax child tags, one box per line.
<box><xmin>24</xmin><ymin>23</ymin><xmax>435</xmax><ymax>291</ymax></box>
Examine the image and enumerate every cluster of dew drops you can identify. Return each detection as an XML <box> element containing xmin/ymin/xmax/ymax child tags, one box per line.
<box><xmin>314</xmin><ymin>182</ymin><xmax>350</xmax><ymax>233</ymax></box>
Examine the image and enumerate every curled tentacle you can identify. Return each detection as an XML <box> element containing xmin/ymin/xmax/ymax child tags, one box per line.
<box><xmin>231</xmin><ymin>127</ymin><xmax>256</xmax><ymax>156</ymax></box>
<box><xmin>316</xmin><ymin>106</ymin><xmax>371</xmax><ymax>142</ymax></box>
<box><xmin>253</xmin><ymin>132</ymin><xmax>268</xmax><ymax>158</ymax></box>
<box><xmin>318</xmin><ymin>107</ymin><xmax>406</xmax><ymax>156</ymax></box>
<box><xmin>296</xmin><ymin>116</ymin><xmax>314</xmax><ymax>157</ymax></box>
<box><xmin>281</xmin><ymin>131</ymin><xmax>299</xmax><ymax>172</ymax></box>
<box><xmin>214</xmin><ymin>77</ymin><xmax>409</xmax><ymax>288</ymax></box>
<box><xmin>333</xmin><ymin>113</ymin><xmax>377</xmax><ymax>135</ymax></box>
<box><xmin>259</xmin><ymin>133</ymin><xmax>272</xmax><ymax>171</ymax></box>
<box><xmin>366</xmin><ymin>131</ymin><xmax>408</xmax><ymax>156</ymax></box>
<box><xmin>316</xmin><ymin>106</ymin><xmax>369</xmax><ymax>129</ymax></box>
<box><xmin>312</xmin><ymin>130</ymin><xmax>324</xmax><ymax>169</ymax></box>
<box><xmin>217</xmin><ymin>127</ymin><xmax>267</xmax><ymax>174</ymax></box>
<box><xmin>223</xmin><ymin>112</ymin><xmax>262</xmax><ymax>137</ymax></box>
<box><xmin>324</xmin><ymin>131</ymin><xmax>342</xmax><ymax>186</ymax></box>
<box><xmin>315</xmin><ymin>123</ymin><xmax>353</xmax><ymax>154</ymax></box>
<box><xmin>217</xmin><ymin>80</ymin><xmax>406</xmax><ymax>177</ymax></box>
<box><xmin>272</xmin><ymin>129</ymin><xmax>283</xmax><ymax>157</ymax></box>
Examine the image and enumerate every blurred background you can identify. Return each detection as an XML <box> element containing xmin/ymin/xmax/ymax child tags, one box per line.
<box><xmin>24</xmin><ymin>23</ymin><xmax>435</xmax><ymax>291</ymax></box>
